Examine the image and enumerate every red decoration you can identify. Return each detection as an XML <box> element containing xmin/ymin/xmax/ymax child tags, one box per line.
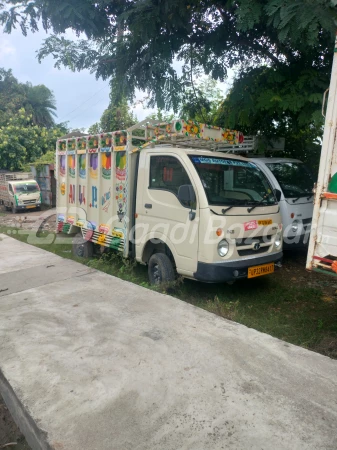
<box><xmin>85</xmin><ymin>230</ymin><xmax>94</xmax><ymax>241</ymax></box>
<box><xmin>332</xmin><ymin>261</ymin><xmax>337</xmax><ymax>274</ymax></box>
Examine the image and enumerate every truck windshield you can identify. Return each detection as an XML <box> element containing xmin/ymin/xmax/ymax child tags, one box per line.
<box><xmin>14</xmin><ymin>182</ymin><xmax>40</xmax><ymax>194</ymax></box>
<box><xmin>266</xmin><ymin>162</ymin><xmax>314</xmax><ymax>199</ymax></box>
<box><xmin>190</xmin><ymin>156</ymin><xmax>277</xmax><ymax>206</ymax></box>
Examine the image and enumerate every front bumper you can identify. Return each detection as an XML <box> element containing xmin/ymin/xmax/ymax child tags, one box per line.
<box><xmin>193</xmin><ymin>251</ymin><xmax>283</xmax><ymax>283</ymax></box>
<box><xmin>283</xmin><ymin>232</ymin><xmax>310</xmax><ymax>248</ymax></box>
<box><xmin>16</xmin><ymin>203</ymin><xmax>40</xmax><ymax>210</ymax></box>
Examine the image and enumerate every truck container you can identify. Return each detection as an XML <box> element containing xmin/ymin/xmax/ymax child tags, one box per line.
<box><xmin>0</xmin><ymin>172</ymin><xmax>41</xmax><ymax>213</ymax></box>
<box><xmin>307</xmin><ymin>34</ymin><xmax>337</xmax><ymax>277</ymax></box>
<box><xmin>56</xmin><ymin>119</ymin><xmax>283</xmax><ymax>284</ymax></box>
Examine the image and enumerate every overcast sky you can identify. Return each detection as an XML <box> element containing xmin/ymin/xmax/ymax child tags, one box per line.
<box><xmin>0</xmin><ymin>27</ymin><xmax>231</xmax><ymax>131</ymax></box>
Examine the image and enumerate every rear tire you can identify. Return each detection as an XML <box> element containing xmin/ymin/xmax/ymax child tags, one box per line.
<box><xmin>148</xmin><ymin>253</ymin><xmax>175</xmax><ymax>285</ymax></box>
<box><xmin>72</xmin><ymin>232</ymin><xmax>94</xmax><ymax>258</ymax></box>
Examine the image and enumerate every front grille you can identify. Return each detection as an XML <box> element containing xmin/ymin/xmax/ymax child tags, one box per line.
<box><xmin>236</xmin><ymin>235</ymin><xmax>272</xmax><ymax>247</ymax></box>
<box><xmin>235</xmin><ymin>235</ymin><xmax>273</xmax><ymax>256</ymax></box>
<box><xmin>22</xmin><ymin>199</ymin><xmax>36</xmax><ymax>204</ymax></box>
<box><xmin>238</xmin><ymin>247</ymin><xmax>269</xmax><ymax>257</ymax></box>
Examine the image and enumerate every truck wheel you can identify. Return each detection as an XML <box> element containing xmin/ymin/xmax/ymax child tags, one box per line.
<box><xmin>12</xmin><ymin>205</ymin><xmax>17</xmax><ymax>214</ymax></box>
<box><xmin>148</xmin><ymin>253</ymin><xmax>175</xmax><ymax>285</ymax></box>
<box><xmin>72</xmin><ymin>232</ymin><xmax>94</xmax><ymax>258</ymax></box>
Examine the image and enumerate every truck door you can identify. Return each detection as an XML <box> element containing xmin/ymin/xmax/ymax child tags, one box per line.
<box><xmin>136</xmin><ymin>153</ymin><xmax>199</xmax><ymax>275</ymax></box>
<box><xmin>8</xmin><ymin>183</ymin><xmax>14</xmax><ymax>201</ymax></box>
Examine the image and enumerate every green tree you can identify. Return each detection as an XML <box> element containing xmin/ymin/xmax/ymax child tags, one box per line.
<box><xmin>23</xmin><ymin>83</ymin><xmax>57</xmax><ymax>128</ymax></box>
<box><xmin>180</xmin><ymin>77</ymin><xmax>224</xmax><ymax>124</ymax></box>
<box><xmin>89</xmin><ymin>98</ymin><xmax>136</xmax><ymax>133</ymax></box>
<box><xmin>0</xmin><ymin>108</ymin><xmax>63</xmax><ymax>171</ymax></box>
<box><xmin>0</xmin><ymin>68</ymin><xmax>26</xmax><ymax>124</ymax></box>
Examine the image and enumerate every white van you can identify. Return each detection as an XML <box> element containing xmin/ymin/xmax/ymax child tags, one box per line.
<box><xmin>250</xmin><ymin>158</ymin><xmax>314</xmax><ymax>247</ymax></box>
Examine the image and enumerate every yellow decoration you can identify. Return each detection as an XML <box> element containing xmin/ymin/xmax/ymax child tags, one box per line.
<box><xmin>97</xmin><ymin>234</ymin><xmax>106</xmax><ymax>244</ymax></box>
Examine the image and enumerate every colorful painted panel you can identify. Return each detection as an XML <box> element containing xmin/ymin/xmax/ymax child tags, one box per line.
<box><xmin>89</xmin><ymin>153</ymin><xmax>98</xmax><ymax>179</ymax></box>
<box><xmin>59</xmin><ymin>155</ymin><xmax>66</xmax><ymax>177</ymax></box>
<box><xmin>100</xmin><ymin>133</ymin><xmax>112</xmax><ymax>150</ymax></box>
<box><xmin>101</xmin><ymin>152</ymin><xmax>111</xmax><ymax>180</ymax></box>
<box><xmin>77</xmin><ymin>137</ymin><xmax>87</xmax><ymax>150</ymax></box>
<box><xmin>79</xmin><ymin>154</ymin><xmax>86</xmax><ymax>179</ymax></box>
<box><xmin>68</xmin><ymin>154</ymin><xmax>76</xmax><ymax>178</ymax></box>
<box><xmin>88</xmin><ymin>135</ymin><xmax>99</xmax><ymax>150</ymax></box>
<box><xmin>115</xmin><ymin>151</ymin><xmax>127</xmax><ymax>222</ymax></box>
<box><xmin>58</xmin><ymin>140</ymin><xmax>67</xmax><ymax>151</ymax></box>
<box><xmin>67</xmin><ymin>138</ymin><xmax>76</xmax><ymax>151</ymax></box>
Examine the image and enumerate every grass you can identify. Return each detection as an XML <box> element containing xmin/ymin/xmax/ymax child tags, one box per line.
<box><xmin>1</xmin><ymin>226</ymin><xmax>337</xmax><ymax>359</ymax></box>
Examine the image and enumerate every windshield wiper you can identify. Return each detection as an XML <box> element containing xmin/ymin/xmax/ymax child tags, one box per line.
<box><xmin>210</xmin><ymin>200</ymin><xmax>244</xmax><ymax>215</ymax></box>
<box><xmin>247</xmin><ymin>193</ymin><xmax>274</xmax><ymax>213</ymax></box>
<box><xmin>292</xmin><ymin>192</ymin><xmax>313</xmax><ymax>203</ymax></box>
<box><xmin>222</xmin><ymin>205</ymin><xmax>234</xmax><ymax>214</ymax></box>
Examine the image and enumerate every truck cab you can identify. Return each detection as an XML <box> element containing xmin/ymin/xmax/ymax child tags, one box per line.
<box><xmin>135</xmin><ymin>147</ymin><xmax>283</xmax><ymax>283</ymax></box>
<box><xmin>251</xmin><ymin>158</ymin><xmax>314</xmax><ymax>247</ymax></box>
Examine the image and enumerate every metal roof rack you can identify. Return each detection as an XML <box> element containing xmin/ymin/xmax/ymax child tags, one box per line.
<box><xmin>129</xmin><ymin>119</ymin><xmax>255</xmax><ymax>153</ymax></box>
<box><xmin>56</xmin><ymin>118</ymin><xmax>256</xmax><ymax>154</ymax></box>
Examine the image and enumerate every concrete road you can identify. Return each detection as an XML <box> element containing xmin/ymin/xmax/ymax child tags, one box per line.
<box><xmin>0</xmin><ymin>234</ymin><xmax>336</xmax><ymax>450</ymax></box>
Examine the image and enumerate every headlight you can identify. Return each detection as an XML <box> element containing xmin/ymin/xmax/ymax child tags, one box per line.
<box><xmin>275</xmin><ymin>234</ymin><xmax>282</xmax><ymax>248</ymax></box>
<box><xmin>218</xmin><ymin>239</ymin><xmax>229</xmax><ymax>257</ymax></box>
<box><xmin>291</xmin><ymin>220</ymin><xmax>300</xmax><ymax>232</ymax></box>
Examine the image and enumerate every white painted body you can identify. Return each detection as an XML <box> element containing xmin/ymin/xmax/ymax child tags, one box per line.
<box><xmin>306</xmin><ymin>35</ymin><xmax>337</xmax><ymax>276</ymax></box>
<box><xmin>251</xmin><ymin>158</ymin><xmax>314</xmax><ymax>247</ymax></box>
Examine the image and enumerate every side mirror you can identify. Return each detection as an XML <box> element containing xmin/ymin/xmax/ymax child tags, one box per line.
<box><xmin>178</xmin><ymin>184</ymin><xmax>196</xmax><ymax>208</ymax></box>
<box><xmin>275</xmin><ymin>189</ymin><xmax>282</xmax><ymax>202</ymax></box>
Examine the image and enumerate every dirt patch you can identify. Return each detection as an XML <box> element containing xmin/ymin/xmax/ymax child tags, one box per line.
<box><xmin>0</xmin><ymin>208</ymin><xmax>56</xmax><ymax>233</ymax></box>
<box><xmin>0</xmin><ymin>395</ymin><xmax>31</xmax><ymax>450</ymax></box>
<box><xmin>278</xmin><ymin>248</ymin><xmax>337</xmax><ymax>298</ymax></box>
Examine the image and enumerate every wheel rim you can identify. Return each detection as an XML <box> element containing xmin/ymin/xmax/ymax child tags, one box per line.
<box><xmin>77</xmin><ymin>243</ymin><xmax>85</xmax><ymax>257</ymax></box>
<box><xmin>153</xmin><ymin>263</ymin><xmax>162</xmax><ymax>284</ymax></box>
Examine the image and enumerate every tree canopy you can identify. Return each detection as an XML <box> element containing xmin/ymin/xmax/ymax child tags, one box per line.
<box><xmin>0</xmin><ymin>68</ymin><xmax>67</xmax><ymax>170</ymax></box>
<box><xmin>1</xmin><ymin>0</ymin><xmax>336</xmax><ymax>171</ymax></box>
<box><xmin>1</xmin><ymin>0</ymin><xmax>335</xmax><ymax>109</ymax></box>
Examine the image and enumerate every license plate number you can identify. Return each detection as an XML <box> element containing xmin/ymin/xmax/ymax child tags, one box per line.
<box><xmin>26</xmin><ymin>205</ymin><xmax>36</xmax><ymax>209</ymax></box>
<box><xmin>248</xmin><ymin>263</ymin><xmax>274</xmax><ymax>278</ymax></box>
<box><xmin>258</xmin><ymin>219</ymin><xmax>272</xmax><ymax>226</ymax></box>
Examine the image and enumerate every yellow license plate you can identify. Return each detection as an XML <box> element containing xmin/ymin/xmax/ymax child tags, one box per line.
<box><xmin>248</xmin><ymin>263</ymin><xmax>274</xmax><ymax>278</ymax></box>
<box><xmin>26</xmin><ymin>205</ymin><xmax>36</xmax><ymax>209</ymax></box>
<box><xmin>258</xmin><ymin>219</ymin><xmax>272</xmax><ymax>226</ymax></box>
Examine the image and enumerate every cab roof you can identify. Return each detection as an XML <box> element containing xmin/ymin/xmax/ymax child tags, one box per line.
<box><xmin>250</xmin><ymin>157</ymin><xmax>303</xmax><ymax>164</ymax></box>
<box><xmin>145</xmin><ymin>145</ymin><xmax>251</xmax><ymax>162</ymax></box>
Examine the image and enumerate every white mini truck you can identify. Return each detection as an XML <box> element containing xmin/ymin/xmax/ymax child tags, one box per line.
<box><xmin>56</xmin><ymin>119</ymin><xmax>283</xmax><ymax>284</ymax></box>
<box><xmin>251</xmin><ymin>158</ymin><xmax>314</xmax><ymax>247</ymax></box>
<box><xmin>0</xmin><ymin>172</ymin><xmax>41</xmax><ymax>213</ymax></box>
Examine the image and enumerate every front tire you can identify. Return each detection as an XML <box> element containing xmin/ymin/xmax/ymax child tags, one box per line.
<box><xmin>72</xmin><ymin>232</ymin><xmax>94</xmax><ymax>258</ymax></box>
<box><xmin>12</xmin><ymin>205</ymin><xmax>17</xmax><ymax>214</ymax></box>
<box><xmin>148</xmin><ymin>253</ymin><xmax>175</xmax><ymax>285</ymax></box>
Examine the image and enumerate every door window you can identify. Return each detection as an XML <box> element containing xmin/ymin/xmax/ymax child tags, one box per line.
<box><xmin>8</xmin><ymin>184</ymin><xmax>13</xmax><ymax>195</ymax></box>
<box><xmin>149</xmin><ymin>155</ymin><xmax>193</xmax><ymax>207</ymax></box>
